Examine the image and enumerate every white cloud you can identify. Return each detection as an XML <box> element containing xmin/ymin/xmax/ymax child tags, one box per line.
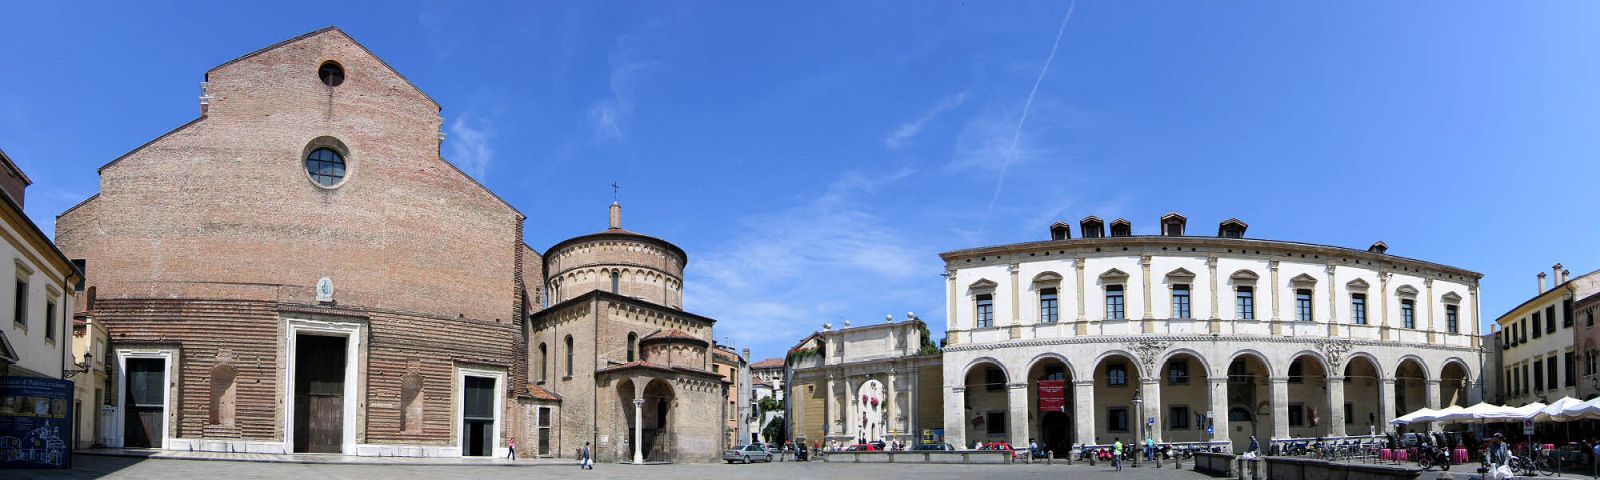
<box><xmin>586</xmin><ymin>24</ymin><xmax>666</xmax><ymax>143</ymax></box>
<box><xmin>684</xmin><ymin>169</ymin><xmax>938</xmax><ymax>357</ymax></box>
<box><xmin>447</xmin><ymin>115</ymin><xmax>493</xmax><ymax>179</ymax></box>
<box><xmin>885</xmin><ymin>91</ymin><xmax>969</xmax><ymax>150</ymax></box>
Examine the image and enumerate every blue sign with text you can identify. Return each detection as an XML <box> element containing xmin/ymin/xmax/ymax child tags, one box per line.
<box><xmin>0</xmin><ymin>376</ymin><xmax>73</xmax><ymax>469</ymax></box>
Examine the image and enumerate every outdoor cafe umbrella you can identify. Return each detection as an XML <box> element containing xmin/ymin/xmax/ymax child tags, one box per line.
<box><xmin>1392</xmin><ymin>407</ymin><xmax>1439</xmax><ymax>425</ymax></box>
<box><xmin>1532</xmin><ymin>397</ymin><xmax>1586</xmax><ymax>422</ymax></box>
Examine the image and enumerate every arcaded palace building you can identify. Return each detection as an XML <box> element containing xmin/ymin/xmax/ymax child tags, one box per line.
<box><xmin>54</xmin><ymin>27</ymin><xmax>728</xmax><ymax>462</ymax></box>
<box><xmin>939</xmin><ymin>214</ymin><xmax>1483</xmax><ymax>455</ymax></box>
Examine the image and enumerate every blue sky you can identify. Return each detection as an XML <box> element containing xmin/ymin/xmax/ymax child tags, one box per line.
<box><xmin>3</xmin><ymin>2</ymin><xmax>1598</xmax><ymax>362</ymax></box>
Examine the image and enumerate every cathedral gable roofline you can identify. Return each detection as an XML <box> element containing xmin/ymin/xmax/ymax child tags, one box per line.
<box><xmin>206</xmin><ymin>26</ymin><xmax>441</xmax><ymax>111</ymax></box>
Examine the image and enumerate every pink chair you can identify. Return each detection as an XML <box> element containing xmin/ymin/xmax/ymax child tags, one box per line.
<box><xmin>1452</xmin><ymin>448</ymin><xmax>1468</xmax><ymax>464</ymax></box>
<box><xmin>1394</xmin><ymin>449</ymin><xmax>1408</xmax><ymax>462</ymax></box>
<box><xmin>1379</xmin><ymin>449</ymin><xmax>1393</xmax><ymax>461</ymax></box>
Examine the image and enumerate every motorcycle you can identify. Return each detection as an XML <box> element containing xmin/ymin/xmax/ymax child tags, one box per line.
<box><xmin>1417</xmin><ymin>442</ymin><xmax>1451</xmax><ymax>471</ymax></box>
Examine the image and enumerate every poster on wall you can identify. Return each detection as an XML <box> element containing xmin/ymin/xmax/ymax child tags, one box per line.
<box><xmin>1037</xmin><ymin>380</ymin><xmax>1066</xmax><ymax>412</ymax></box>
<box><xmin>0</xmin><ymin>376</ymin><xmax>73</xmax><ymax>469</ymax></box>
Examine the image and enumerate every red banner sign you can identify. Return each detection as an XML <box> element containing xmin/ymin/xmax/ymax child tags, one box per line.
<box><xmin>1038</xmin><ymin>380</ymin><xmax>1066</xmax><ymax>412</ymax></box>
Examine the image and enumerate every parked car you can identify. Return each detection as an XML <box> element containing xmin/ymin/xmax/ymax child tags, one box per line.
<box><xmin>845</xmin><ymin>444</ymin><xmax>880</xmax><ymax>452</ymax></box>
<box><xmin>912</xmin><ymin>443</ymin><xmax>956</xmax><ymax>451</ymax></box>
<box><xmin>723</xmin><ymin>444</ymin><xmax>774</xmax><ymax>463</ymax></box>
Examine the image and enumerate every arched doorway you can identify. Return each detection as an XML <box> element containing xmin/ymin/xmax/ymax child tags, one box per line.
<box><xmin>1441</xmin><ymin>361</ymin><xmax>1469</xmax><ymax>408</ymax></box>
<box><xmin>1093</xmin><ymin>353</ymin><xmax>1142</xmax><ymax>445</ymax></box>
<box><xmin>642</xmin><ymin>379</ymin><xmax>675</xmax><ymax>462</ymax></box>
<box><xmin>857</xmin><ymin>379</ymin><xmax>887</xmax><ymax>444</ymax></box>
<box><xmin>1159</xmin><ymin>352</ymin><xmax>1209</xmax><ymax>444</ymax></box>
<box><xmin>963</xmin><ymin>361</ymin><xmax>1010</xmax><ymax>446</ymax></box>
<box><xmin>1395</xmin><ymin>358</ymin><xmax>1427</xmax><ymax>423</ymax></box>
<box><xmin>1286</xmin><ymin>354</ymin><xmax>1330</xmax><ymax>438</ymax></box>
<box><xmin>1226</xmin><ymin>354</ymin><xmax>1270</xmax><ymax>453</ymax></box>
<box><xmin>1026</xmin><ymin>356</ymin><xmax>1072</xmax><ymax>457</ymax></box>
<box><xmin>1344</xmin><ymin>356</ymin><xmax>1383</xmax><ymax>436</ymax></box>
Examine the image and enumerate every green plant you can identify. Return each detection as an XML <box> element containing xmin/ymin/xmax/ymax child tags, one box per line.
<box><xmin>762</xmin><ymin>416</ymin><xmax>786</xmax><ymax>444</ymax></box>
<box><xmin>757</xmin><ymin>396</ymin><xmax>783</xmax><ymax>416</ymax></box>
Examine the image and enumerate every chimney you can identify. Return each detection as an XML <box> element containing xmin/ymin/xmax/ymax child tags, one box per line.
<box><xmin>1554</xmin><ymin>263</ymin><xmax>1565</xmax><ymax>286</ymax></box>
<box><xmin>1539</xmin><ymin>272</ymin><xmax>1548</xmax><ymax>293</ymax></box>
<box><xmin>608</xmin><ymin>202</ymin><xmax>621</xmax><ymax>230</ymax></box>
<box><xmin>1563</xmin><ymin>269</ymin><xmax>1571</xmax><ymax>284</ymax></box>
<box><xmin>742</xmin><ymin>348</ymin><xmax>750</xmax><ymax>363</ymax></box>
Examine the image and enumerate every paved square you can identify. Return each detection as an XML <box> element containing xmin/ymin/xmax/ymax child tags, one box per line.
<box><xmin>16</xmin><ymin>456</ymin><xmax>1217</xmax><ymax>480</ymax></box>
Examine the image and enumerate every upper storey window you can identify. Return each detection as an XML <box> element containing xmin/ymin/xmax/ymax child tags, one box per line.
<box><xmin>1236</xmin><ymin>286</ymin><xmax>1255</xmax><ymax>320</ymax></box>
<box><xmin>1351</xmin><ymin>294</ymin><xmax>1367</xmax><ymax>325</ymax></box>
<box><xmin>1532</xmin><ymin>312</ymin><xmax>1542</xmax><ymax>338</ymax></box>
<box><xmin>1295</xmin><ymin>289</ymin><xmax>1313</xmax><ymax>321</ymax></box>
<box><xmin>1446</xmin><ymin>305</ymin><xmax>1460</xmax><ymax>334</ymax></box>
<box><xmin>1039</xmin><ymin>288</ymin><xmax>1059</xmax><ymax>324</ymax></box>
<box><xmin>1106</xmin><ymin>285</ymin><xmax>1126</xmax><ymax>320</ymax></box>
<box><xmin>1171</xmin><ymin>284</ymin><xmax>1191</xmax><ymax>319</ymax></box>
<box><xmin>975</xmin><ymin>294</ymin><xmax>994</xmax><ymax>328</ymax></box>
<box><xmin>319</xmin><ymin>61</ymin><xmax>345</xmax><ymax>87</ymax></box>
<box><xmin>1401</xmin><ymin>300</ymin><xmax>1416</xmax><ymax>329</ymax></box>
<box><xmin>306</xmin><ymin>147</ymin><xmax>346</xmax><ymax>187</ymax></box>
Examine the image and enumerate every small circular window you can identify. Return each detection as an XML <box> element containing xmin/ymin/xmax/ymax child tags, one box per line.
<box><xmin>305</xmin><ymin>148</ymin><xmax>346</xmax><ymax>187</ymax></box>
<box><xmin>318</xmin><ymin>61</ymin><xmax>344</xmax><ymax>87</ymax></box>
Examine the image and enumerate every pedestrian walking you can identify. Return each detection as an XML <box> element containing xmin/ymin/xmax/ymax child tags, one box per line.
<box><xmin>507</xmin><ymin>437</ymin><xmax>516</xmax><ymax>460</ymax></box>
<box><xmin>581</xmin><ymin>441</ymin><xmax>592</xmax><ymax>470</ymax></box>
<box><xmin>1112</xmin><ymin>437</ymin><xmax>1124</xmax><ymax>471</ymax></box>
<box><xmin>1145</xmin><ymin>437</ymin><xmax>1154</xmax><ymax>461</ymax></box>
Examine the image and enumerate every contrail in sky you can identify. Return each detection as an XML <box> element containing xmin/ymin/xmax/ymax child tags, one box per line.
<box><xmin>980</xmin><ymin>0</ymin><xmax>1076</xmax><ymax>233</ymax></box>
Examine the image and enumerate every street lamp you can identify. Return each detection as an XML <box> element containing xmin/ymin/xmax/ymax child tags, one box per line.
<box><xmin>1132</xmin><ymin>389</ymin><xmax>1142</xmax><ymax>468</ymax></box>
<box><xmin>64</xmin><ymin>351</ymin><xmax>93</xmax><ymax>378</ymax></box>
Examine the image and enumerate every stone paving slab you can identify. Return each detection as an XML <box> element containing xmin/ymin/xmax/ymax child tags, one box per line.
<box><xmin>16</xmin><ymin>454</ymin><xmax>1215</xmax><ymax>480</ymax></box>
<box><xmin>74</xmin><ymin>448</ymin><xmax>581</xmax><ymax>466</ymax></box>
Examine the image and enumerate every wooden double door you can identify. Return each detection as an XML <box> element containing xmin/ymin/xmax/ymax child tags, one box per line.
<box><xmin>294</xmin><ymin>334</ymin><xmax>347</xmax><ymax>454</ymax></box>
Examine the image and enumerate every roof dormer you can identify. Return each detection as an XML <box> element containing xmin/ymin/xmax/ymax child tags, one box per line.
<box><xmin>1218</xmin><ymin>218</ymin><xmax>1248</xmax><ymax>238</ymax></box>
<box><xmin>1080</xmin><ymin>216</ymin><xmax>1105</xmax><ymax>239</ymax></box>
<box><xmin>1159</xmin><ymin>213</ymin><xmax>1186</xmax><ymax>236</ymax></box>
<box><xmin>1049</xmin><ymin>222</ymin><xmax>1071</xmax><ymax>241</ymax></box>
<box><xmin>1109</xmin><ymin>218</ymin><xmax>1132</xmax><ymax>237</ymax></box>
<box><xmin>1368</xmin><ymin>241</ymin><xmax>1388</xmax><ymax>255</ymax></box>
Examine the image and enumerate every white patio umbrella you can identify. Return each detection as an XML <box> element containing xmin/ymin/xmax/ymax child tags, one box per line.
<box><xmin>1532</xmin><ymin>397</ymin><xmax>1586</xmax><ymax>422</ymax></box>
<box><xmin>1391</xmin><ymin>407</ymin><xmax>1439</xmax><ymax>425</ymax></box>
<box><xmin>1462</xmin><ymin>402</ymin><xmax>1517</xmax><ymax>423</ymax></box>
<box><xmin>1428</xmin><ymin>405</ymin><xmax>1470</xmax><ymax>423</ymax></box>
<box><xmin>1564</xmin><ymin>396</ymin><xmax>1600</xmax><ymax>420</ymax></box>
<box><xmin>1474</xmin><ymin>402</ymin><xmax>1545</xmax><ymax>423</ymax></box>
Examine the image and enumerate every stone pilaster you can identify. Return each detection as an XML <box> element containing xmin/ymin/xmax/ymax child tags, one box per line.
<box><xmin>1269</xmin><ymin>261</ymin><xmax>1282</xmax><ymax>335</ymax></box>
<box><xmin>946</xmin><ymin>268</ymin><xmax>960</xmax><ymax>345</ymax></box>
<box><xmin>1008</xmin><ymin>383</ymin><xmax>1030</xmax><ymax>446</ymax></box>
<box><xmin>1208</xmin><ymin>256</ymin><xmax>1222</xmax><ymax>333</ymax></box>
<box><xmin>1140</xmin><ymin>378</ymin><xmax>1162</xmax><ymax>443</ymax></box>
<box><xmin>1208</xmin><ymin>378</ymin><xmax>1230</xmax><ymax>451</ymax></box>
<box><xmin>1327</xmin><ymin>376</ymin><xmax>1346</xmax><ymax>437</ymax></box>
<box><xmin>1380</xmin><ymin>378</ymin><xmax>1397</xmax><ymax>433</ymax></box>
<box><xmin>1425</xmin><ymin>278</ymin><xmax>1436</xmax><ymax>344</ymax></box>
<box><xmin>1270</xmin><ymin>377</ymin><xmax>1290</xmax><ymax>441</ymax></box>
<box><xmin>947</xmin><ymin>385</ymin><xmax>967</xmax><ymax>449</ymax></box>
<box><xmin>1075</xmin><ymin>258</ymin><xmax>1088</xmax><ymax>335</ymax></box>
<box><xmin>1141</xmin><ymin>255</ymin><xmax>1155</xmax><ymax>333</ymax></box>
<box><xmin>1326</xmin><ymin>265</ymin><xmax>1339</xmax><ymax>336</ymax></box>
<box><xmin>1009</xmin><ymin>263</ymin><xmax>1022</xmax><ymax>339</ymax></box>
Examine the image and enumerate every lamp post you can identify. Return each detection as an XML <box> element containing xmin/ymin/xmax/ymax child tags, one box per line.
<box><xmin>1132</xmin><ymin>389</ymin><xmax>1142</xmax><ymax>468</ymax></box>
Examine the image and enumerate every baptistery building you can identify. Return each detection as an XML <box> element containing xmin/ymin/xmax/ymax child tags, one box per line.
<box><xmin>939</xmin><ymin>214</ymin><xmax>1483</xmax><ymax>455</ymax></box>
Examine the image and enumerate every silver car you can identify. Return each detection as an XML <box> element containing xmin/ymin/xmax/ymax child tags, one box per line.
<box><xmin>723</xmin><ymin>444</ymin><xmax>773</xmax><ymax>463</ymax></box>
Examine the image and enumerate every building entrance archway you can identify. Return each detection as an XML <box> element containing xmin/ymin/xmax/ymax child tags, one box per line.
<box><xmin>1026</xmin><ymin>358</ymin><xmax>1072</xmax><ymax>457</ymax></box>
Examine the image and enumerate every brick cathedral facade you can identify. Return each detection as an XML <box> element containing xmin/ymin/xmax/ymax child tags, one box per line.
<box><xmin>56</xmin><ymin>27</ymin><xmax>726</xmax><ymax>461</ymax></box>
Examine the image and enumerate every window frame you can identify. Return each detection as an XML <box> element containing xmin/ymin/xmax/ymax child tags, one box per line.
<box><xmin>975</xmin><ymin>294</ymin><xmax>995</xmax><ymax>328</ymax></box>
<box><xmin>1350</xmin><ymin>293</ymin><xmax>1367</xmax><ymax>325</ymax></box>
<box><xmin>1295</xmin><ymin>288</ymin><xmax>1313</xmax><ymax>322</ymax></box>
<box><xmin>1235</xmin><ymin>286</ymin><xmax>1254</xmax><ymax>320</ymax></box>
<box><xmin>1105</xmin><ymin>285</ymin><xmax>1125</xmax><ymax>320</ymax></box>
<box><xmin>1108</xmin><ymin>407</ymin><xmax>1130</xmax><ymax>432</ymax></box>
<box><xmin>1445</xmin><ymin>305</ymin><xmax>1459</xmax><ymax>334</ymax></box>
<box><xmin>1171</xmin><ymin>284</ymin><xmax>1191</xmax><ymax>319</ymax></box>
<box><xmin>1106</xmin><ymin>363</ymin><xmax>1128</xmax><ymax>387</ymax></box>
<box><xmin>1167</xmin><ymin>360</ymin><xmax>1189</xmax><ymax>385</ymax></box>
<box><xmin>1400</xmin><ymin>300</ymin><xmax>1416</xmax><ymax>329</ymax></box>
<box><xmin>1168</xmin><ymin>405</ymin><xmax>1190</xmax><ymax>430</ymax></box>
<box><xmin>1039</xmin><ymin>287</ymin><xmax>1059</xmax><ymax>324</ymax></box>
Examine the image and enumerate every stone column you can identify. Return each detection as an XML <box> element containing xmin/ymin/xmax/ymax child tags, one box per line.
<box><xmin>1327</xmin><ymin>376</ymin><xmax>1346</xmax><ymax>437</ymax></box>
<box><xmin>1073</xmin><ymin>380</ymin><xmax>1096</xmax><ymax>446</ymax></box>
<box><xmin>947</xmin><ymin>386</ymin><xmax>967</xmax><ymax>449</ymax></box>
<box><xmin>1425</xmin><ymin>379</ymin><xmax>1442</xmax><ymax>432</ymax></box>
<box><xmin>1008</xmin><ymin>383</ymin><xmax>1030</xmax><ymax>447</ymax></box>
<box><xmin>1140</xmin><ymin>378</ymin><xmax>1162</xmax><ymax>443</ymax></box>
<box><xmin>1208</xmin><ymin>378</ymin><xmax>1229</xmax><ymax>450</ymax></box>
<box><xmin>845</xmin><ymin>376</ymin><xmax>859</xmax><ymax>441</ymax></box>
<box><xmin>887</xmin><ymin>368</ymin><xmax>899</xmax><ymax>439</ymax></box>
<box><xmin>1380</xmin><ymin>378</ymin><xmax>1397</xmax><ymax>433</ymax></box>
<box><xmin>1470</xmin><ymin>286</ymin><xmax>1481</xmax><ymax>349</ymax></box>
<box><xmin>825</xmin><ymin>374</ymin><xmax>836</xmax><ymax>438</ymax></box>
<box><xmin>633</xmin><ymin>398</ymin><xmax>645</xmax><ymax>464</ymax></box>
<box><xmin>1270</xmin><ymin>377</ymin><xmax>1290</xmax><ymax>441</ymax></box>
<box><xmin>1269</xmin><ymin>261</ymin><xmax>1282</xmax><ymax>335</ymax></box>
<box><xmin>1141</xmin><ymin>255</ymin><xmax>1155</xmax><ymax>333</ymax></box>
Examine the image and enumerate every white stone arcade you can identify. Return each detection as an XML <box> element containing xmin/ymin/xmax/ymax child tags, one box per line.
<box><xmin>938</xmin><ymin>217</ymin><xmax>1483</xmax><ymax>455</ymax></box>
